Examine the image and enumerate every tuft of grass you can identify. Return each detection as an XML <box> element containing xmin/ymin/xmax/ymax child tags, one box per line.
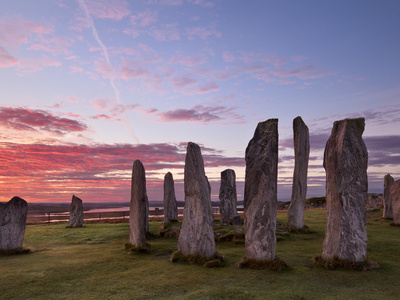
<box><xmin>286</xmin><ymin>224</ymin><xmax>313</xmax><ymax>234</ymax></box>
<box><xmin>170</xmin><ymin>251</ymin><xmax>225</xmax><ymax>268</ymax></box>
<box><xmin>0</xmin><ymin>248</ymin><xmax>31</xmax><ymax>256</ymax></box>
<box><xmin>238</xmin><ymin>256</ymin><xmax>291</xmax><ymax>271</ymax></box>
<box><xmin>124</xmin><ymin>242</ymin><xmax>152</xmax><ymax>254</ymax></box>
<box><xmin>313</xmin><ymin>256</ymin><xmax>380</xmax><ymax>271</ymax></box>
<box><xmin>216</xmin><ymin>229</ymin><xmax>245</xmax><ymax>243</ymax></box>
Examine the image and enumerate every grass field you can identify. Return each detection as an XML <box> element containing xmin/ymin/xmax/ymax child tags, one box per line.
<box><xmin>1</xmin><ymin>209</ymin><xmax>400</xmax><ymax>299</ymax></box>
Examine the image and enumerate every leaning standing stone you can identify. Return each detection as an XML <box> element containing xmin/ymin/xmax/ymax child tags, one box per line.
<box><xmin>69</xmin><ymin>195</ymin><xmax>84</xmax><ymax>228</ymax></box>
<box><xmin>128</xmin><ymin>160</ymin><xmax>149</xmax><ymax>250</ymax></box>
<box><xmin>241</xmin><ymin>119</ymin><xmax>280</xmax><ymax>266</ymax></box>
<box><xmin>163</xmin><ymin>172</ymin><xmax>178</xmax><ymax>225</ymax></box>
<box><xmin>287</xmin><ymin>116</ymin><xmax>310</xmax><ymax>229</ymax></box>
<box><xmin>175</xmin><ymin>142</ymin><xmax>219</xmax><ymax>265</ymax></box>
<box><xmin>383</xmin><ymin>174</ymin><xmax>394</xmax><ymax>219</ymax></box>
<box><xmin>321</xmin><ymin>118</ymin><xmax>368</xmax><ymax>263</ymax></box>
<box><xmin>391</xmin><ymin>180</ymin><xmax>400</xmax><ymax>225</ymax></box>
<box><xmin>0</xmin><ymin>196</ymin><xmax>28</xmax><ymax>253</ymax></box>
<box><xmin>219</xmin><ymin>169</ymin><xmax>238</xmax><ymax>225</ymax></box>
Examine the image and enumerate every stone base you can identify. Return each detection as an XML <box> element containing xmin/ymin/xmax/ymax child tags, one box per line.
<box><xmin>159</xmin><ymin>220</ymin><xmax>181</xmax><ymax>238</ymax></box>
<box><xmin>170</xmin><ymin>251</ymin><xmax>225</xmax><ymax>268</ymax></box>
<box><xmin>0</xmin><ymin>248</ymin><xmax>31</xmax><ymax>256</ymax></box>
<box><xmin>238</xmin><ymin>256</ymin><xmax>290</xmax><ymax>271</ymax></box>
<box><xmin>125</xmin><ymin>242</ymin><xmax>151</xmax><ymax>254</ymax></box>
<box><xmin>215</xmin><ymin>229</ymin><xmax>245</xmax><ymax>243</ymax></box>
<box><xmin>313</xmin><ymin>256</ymin><xmax>380</xmax><ymax>271</ymax></box>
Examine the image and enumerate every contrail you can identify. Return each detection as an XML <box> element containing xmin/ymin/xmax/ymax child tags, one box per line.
<box><xmin>78</xmin><ymin>0</ymin><xmax>139</xmax><ymax>143</ymax></box>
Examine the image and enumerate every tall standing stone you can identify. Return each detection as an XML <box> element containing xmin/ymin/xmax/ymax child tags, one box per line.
<box><xmin>287</xmin><ymin>116</ymin><xmax>310</xmax><ymax>229</ymax></box>
<box><xmin>163</xmin><ymin>172</ymin><xmax>178</xmax><ymax>225</ymax></box>
<box><xmin>129</xmin><ymin>159</ymin><xmax>149</xmax><ymax>248</ymax></box>
<box><xmin>322</xmin><ymin>118</ymin><xmax>368</xmax><ymax>262</ymax></box>
<box><xmin>0</xmin><ymin>196</ymin><xmax>28</xmax><ymax>251</ymax></box>
<box><xmin>177</xmin><ymin>142</ymin><xmax>216</xmax><ymax>258</ymax></box>
<box><xmin>219</xmin><ymin>169</ymin><xmax>238</xmax><ymax>225</ymax></box>
<box><xmin>383</xmin><ymin>174</ymin><xmax>394</xmax><ymax>219</ymax></box>
<box><xmin>69</xmin><ymin>195</ymin><xmax>83</xmax><ymax>228</ymax></box>
<box><xmin>244</xmin><ymin>119</ymin><xmax>278</xmax><ymax>261</ymax></box>
<box><xmin>391</xmin><ymin>180</ymin><xmax>400</xmax><ymax>224</ymax></box>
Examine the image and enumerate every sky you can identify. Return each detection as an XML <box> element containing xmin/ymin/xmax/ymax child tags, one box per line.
<box><xmin>0</xmin><ymin>0</ymin><xmax>399</xmax><ymax>204</ymax></box>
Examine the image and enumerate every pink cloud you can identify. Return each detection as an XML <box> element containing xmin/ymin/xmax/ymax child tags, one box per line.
<box><xmin>151</xmin><ymin>23</ymin><xmax>181</xmax><ymax>41</ymax></box>
<box><xmin>119</xmin><ymin>60</ymin><xmax>150</xmax><ymax>80</ymax></box>
<box><xmin>170</xmin><ymin>54</ymin><xmax>206</xmax><ymax>67</ymax></box>
<box><xmin>240</xmin><ymin>51</ymin><xmax>286</xmax><ymax>66</ymax></box>
<box><xmin>222</xmin><ymin>51</ymin><xmax>236</xmax><ymax>62</ymax></box>
<box><xmin>273</xmin><ymin>65</ymin><xmax>334</xmax><ymax>79</ymax></box>
<box><xmin>130</xmin><ymin>9</ymin><xmax>157</xmax><ymax>27</ymax></box>
<box><xmin>0</xmin><ymin>46</ymin><xmax>17</xmax><ymax>67</ymax></box>
<box><xmin>147</xmin><ymin>0</ymin><xmax>184</xmax><ymax>5</ymax></box>
<box><xmin>70</xmin><ymin>66</ymin><xmax>85</xmax><ymax>73</ymax></box>
<box><xmin>94</xmin><ymin>60</ymin><xmax>114</xmax><ymax>78</ymax></box>
<box><xmin>148</xmin><ymin>104</ymin><xmax>244</xmax><ymax>124</ymax></box>
<box><xmin>123</xmin><ymin>28</ymin><xmax>141</xmax><ymax>38</ymax></box>
<box><xmin>291</xmin><ymin>55</ymin><xmax>309</xmax><ymax>62</ymax></box>
<box><xmin>196</xmin><ymin>82</ymin><xmax>219</xmax><ymax>94</ymax></box>
<box><xmin>185</xmin><ymin>26</ymin><xmax>221</xmax><ymax>40</ymax></box>
<box><xmin>0</xmin><ymin>16</ymin><xmax>52</xmax><ymax>47</ymax></box>
<box><xmin>0</xmin><ymin>106</ymin><xmax>87</xmax><ymax>135</ymax></box>
<box><xmin>0</xmin><ymin>141</ymin><xmax>243</xmax><ymax>202</ymax></box>
<box><xmin>17</xmin><ymin>56</ymin><xmax>62</xmax><ymax>74</ymax></box>
<box><xmin>91</xmin><ymin>114</ymin><xmax>111</xmax><ymax>120</ymax></box>
<box><xmin>85</xmin><ymin>0</ymin><xmax>131</xmax><ymax>20</ymax></box>
<box><xmin>28</xmin><ymin>36</ymin><xmax>74</xmax><ymax>56</ymax></box>
<box><xmin>172</xmin><ymin>75</ymin><xmax>197</xmax><ymax>89</ymax></box>
<box><xmin>92</xmin><ymin>98</ymin><xmax>111</xmax><ymax>110</ymax></box>
<box><xmin>191</xmin><ymin>0</ymin><xmax>215</xmax><ymax>8</ymax></box>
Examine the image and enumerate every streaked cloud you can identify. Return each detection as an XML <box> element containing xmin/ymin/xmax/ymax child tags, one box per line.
<box><xmin>0</xmin><ymin>107</ymin><xmax>87</xmax><ymax>135</ymax></box>
<box><xmin>149</xmin><ymin>104</ymin><xmax>244</xmax><ymax>124</ymax></box>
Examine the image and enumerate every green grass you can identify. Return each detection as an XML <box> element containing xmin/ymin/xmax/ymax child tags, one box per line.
<box><xmin>1</xmin><ymin>209</ymin><xmax>400</xmax><ymax>299</ymax></box>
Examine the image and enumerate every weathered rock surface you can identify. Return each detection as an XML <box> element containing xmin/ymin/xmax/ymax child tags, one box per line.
<box><xmin>0</xmin><ymin>196</ymin><xmax>28</xmax><ymax>251</ymax></box>
<box><xmin>287</xmin><ymin>116</ymin><xmax>310</xmax><ymax>228</ymax></box>
<box><xmin>129</xmin><ymin>159</ymin><xmax>149</xmax><ymax>247</ymax></box>
<box><xmin>244</xmin><ymin>119</ymin><xmax>278</xmax><ymax>261</ymax></box>
<box><xmin>322</xmin><ymin>118</ymin><xmax>368</xmax><ymax>262</ymax></box>
<box><xmin>391</xmin><ymin>180</ymin><xmax>400</xmax><ymax>224</ymax></box>
<box><xmin>219</xmin><ymin>169</ymin><xmax>238</xmax><ymax>225</ymax></box>
<box><xmin>163</xmin><ymin>172</ymin><xmax>178</xmax><ymax>225</ymax></box>
<box><xmin>383</xmin><ymin>174</ymin><xmax>394</xmax><ymax>219</ymax></box>
<box><xmin>178</xmin><ymin>142</ymin><xmax>216</xmax><ymax>258</ymax></box>
<box><xmin>69</xmin><ymin>195</ymin><xmax>84</xmax><ymax>228</ymax></box>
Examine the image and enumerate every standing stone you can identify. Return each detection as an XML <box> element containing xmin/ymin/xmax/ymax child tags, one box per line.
<box><xmin>219</xmin><ymin>169</ymin><xmax>238</xmax><ymax>225</ymax></box>
<box><xmin>244</xmin><ymin>119</ymin><xmax>278</xmax><ymax>261</ymax></box>
<box><xmin>177</xmin><ymin>142</ymin><xmax>216</xmax><ymax>258</ymax></box>
<box><xmin>383</xmin><ymin>174</ymin><xmax>394</xmax><ymax>219</ymax></box>
<box><xmin>0</xmin><ymin>196</ymin><xmax>28</xmax><ymax>251</ymax></box>
<box><xmin>287</xmin><ymin>116</ymin><xmax>310</xmax><ymax>229</ymax></box>
<box><xmin>69</xmin><ymin>195</ymin><xmax>83</xmax><ymax>228</ymax></box>
<box><xmin>322</xmin><ymin>118</ymin><xmax>368</xmax><ymax>262</ymax></box>
<box><xmin>163</xmin><ymin>172</ymin><xmax>178</xmax><ymax>225</ymax></box>
<box><xmin>391</xmin><ymin>180</ymin><xmax>400</xmax><ymax>224</ymax></box>
<box><xmin>129</xmin><ymin>159</ymin><xmax>149</xmax><ymax>247</ymax></box>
